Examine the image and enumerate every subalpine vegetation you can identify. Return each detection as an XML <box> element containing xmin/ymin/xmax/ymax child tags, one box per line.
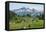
<box><xmin>9</xmin><ymin>11</ymin><xmax>44</xmax><ymax>29</ymax></box>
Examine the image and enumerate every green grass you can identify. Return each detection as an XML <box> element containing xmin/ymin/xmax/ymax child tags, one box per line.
<box><xmin>9</xmin><ymin>16</ymin><xmax>44</xmax><ymax>29</ymax></box>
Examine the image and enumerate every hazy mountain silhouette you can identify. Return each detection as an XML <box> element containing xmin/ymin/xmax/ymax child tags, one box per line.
<box><xmin>10</xmin><ymin>7</ymin><xmax>43</xmax><ymax>17</ymax></box>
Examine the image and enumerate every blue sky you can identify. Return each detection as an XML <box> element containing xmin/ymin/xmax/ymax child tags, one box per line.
<box><xmin>9</xmin><ymin>3</ymin><xmax>44</xmax><ymax>11</ymax></box>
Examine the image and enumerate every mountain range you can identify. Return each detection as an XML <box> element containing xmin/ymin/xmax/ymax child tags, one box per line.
<box><xmin>10</xmin><ymin>7</ymin><xmax>43</xmax><ymax>17</ymax></box>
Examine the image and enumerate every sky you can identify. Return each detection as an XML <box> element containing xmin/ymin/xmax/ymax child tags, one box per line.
<box><xmin>9</xmin><ymin>3</ymin><xmax>44</xmax><ymax>11</ymax></box>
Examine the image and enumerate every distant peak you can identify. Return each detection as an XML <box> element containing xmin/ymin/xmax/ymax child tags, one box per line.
<box><xmin>32</xmin><ymin>8</ymin><xmax>37</xmax><ymax>12</ymax></box>
<box><xmin>20</xmin><ymin>7</ymin><xmax>26</xmax><ymax>9</ymax></box>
